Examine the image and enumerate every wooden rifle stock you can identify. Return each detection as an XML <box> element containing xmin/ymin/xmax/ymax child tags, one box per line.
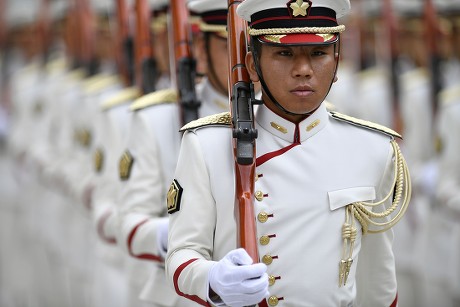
<box><xmin>75</xmin><ymin>0</ymin><xmax>97</xmax><ymax>75</ymax></box>
<box><xmin>134</xmin><ymin>0</ymin><xmax>158</xmax><ymax>94</ymax></box>
<box><xmin>116</xmin><ymin>0</ymin><xmax>135</xmax><ymax>86</ymax></box>
<box><xmin>170</xmin><ymin>0</ymin><xmax>200</xmax><ymax>125</ymax></box>
<box><xmin>227</xmin><ymin>0</ymin><xmax>259</xmax><ymax>265</ymax></box>
<box><xmin>423</xmin><ymin>0</ymin><xmax>442</xmax><ymax>117</ymax></box>
<box><xmin>382</xmin><ymin>0</ymin><xmax>403</xmax><ymax>134</ymax></box>
<box><xmin>37</xmin><ymin>0</ymin><xmax>51</xmax><ymax>65</ymax></box>
<box><xmin>0</xmin><ymin>0</ymin><xmax>5</xmax><ymax>50</ymax></box>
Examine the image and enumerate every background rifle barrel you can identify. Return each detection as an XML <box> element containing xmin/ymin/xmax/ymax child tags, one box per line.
<box><xmin>383</xmin><ymin>0</ymin><xmax>403</xmax><ymax>134</ymax></box>
<box><xmin>170</xmin><ymin>0</ymin><xmax>200</xmax><ymax>125</ymax></box>
<box><xmin>116</xmin><ymin>0</ymin><xmax>135</xmax><ymax>86</ymax></box>
<box><xmin>424</xmin><ymin>0</ymin><xmax>442</xmax><ymax>117</ymax></box>
<box><xmin>134</xmin><ymin>0</ymin><xmax>157</xmax><ymax>94</ymax></box>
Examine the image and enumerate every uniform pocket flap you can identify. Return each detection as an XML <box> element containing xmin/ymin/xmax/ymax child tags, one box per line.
<box><xmin>328</xmin><ymin>187</ymin><xmax>376</xmax><ymax>211</ymax></box>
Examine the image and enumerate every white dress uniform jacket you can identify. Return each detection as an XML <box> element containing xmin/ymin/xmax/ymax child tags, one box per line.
<box><xmin>167</xmin><ymin>102</ymin><xmax>400</xmax><ymax>307</ymax></box>
<box><xmin>117</xmin><ymin>77</ymin><xmax>229</xmax><ymax>306</ymax></box>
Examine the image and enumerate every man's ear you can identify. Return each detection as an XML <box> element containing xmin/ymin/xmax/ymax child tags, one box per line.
<box><xmin>245</xmin><ymin>51</ymin><xmax>260</xmax><ymax>83</ymax></box>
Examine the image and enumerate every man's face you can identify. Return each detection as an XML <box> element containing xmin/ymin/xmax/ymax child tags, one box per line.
<box><xmin>197</xmin><ymin>33</ymin><xmax>229</xmax><ymax>95</ymax></box>
<box><xmin>153</xmin><ymin>27</ymin><xmax>170</xmax><ymax>75</ymax></box>
<box><xmin>247</xmin><ymin>42</ymin><xmax>338</xmax><ymax>122</ymax></box>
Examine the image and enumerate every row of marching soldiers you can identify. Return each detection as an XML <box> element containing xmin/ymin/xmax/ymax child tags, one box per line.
<box><xmin>0</xmin><ymin>0</ymin><xmax>459</xmax><ymax>306</ymax></box>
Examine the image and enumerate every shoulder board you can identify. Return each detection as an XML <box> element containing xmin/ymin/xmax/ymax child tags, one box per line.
<box><xmin>130</xmin><ymin>88</ymin><xmax>177</xmax><ymax>111</ymax></box>
<box><xmin>45</xmin><ymin>57</ymin><xmax>67</xmax><ymax>73</ymax></box>
<box><xmin>440</xmin><ymin>84</ymin><xmax>460</xmax><ymax>107</ymax></box>
<box><xmin>68</xmin><ymin>68</ymin><xmax>87</xmax><ymax>81</ymax></box>
<box><xmin>101</xmin><ymin>87</ymin><xmax>140</xmax><ymax>111</ymax></box>
<box><xmin>323</xmin><ymin>100</ymin><xmax>336</xmax><ymax>112</ymax></box>
<box><xmin>401</xmin><ymin>67</ymin><xmax>428</xmax><ymax>81</ymax></box>
<box><xmin>330</xmin><ymin>111</ymin><xmax>402</xmax><ymax>139</ymax></box>
<box><xmin>179</xmin><ymin>112</ymin><xmax>231</xmax><ymax>132</ymax></box>
<box><xmin>84</xmin><ymin>75</ymin><xmax>120</xmax><ymax>94</ymax></box>
<box><xmin>357</xmin><ymin>67</ymin><xmax>386</xmax><ymax>80</ymax></box>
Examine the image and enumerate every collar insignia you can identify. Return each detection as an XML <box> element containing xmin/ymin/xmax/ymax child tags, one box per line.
<box><xmin>288</xmin><ymin>0</ymin><xmax>311</xmax><ymax>17</ymax></box>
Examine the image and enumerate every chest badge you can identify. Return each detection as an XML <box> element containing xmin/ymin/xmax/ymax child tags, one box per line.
<box><xmin>119</xmin><ymin>150</ymin><xmax>134</xmax><ymax>181</ymax></box>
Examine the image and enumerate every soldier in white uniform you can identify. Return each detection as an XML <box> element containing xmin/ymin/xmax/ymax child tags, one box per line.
<box><xmin>166</xmin><ymin>0</ymin><xmax>411</xmax><ymax>306</ymax></box>
<box><xmin>115</xmin><ymin>0</ymin><xmax>230</xmax><ymax>305</ymax></box>
<box><xmin>435</xmin><ymin>84</ymin><xmax>460</xmax><ymax>307</ymax></box>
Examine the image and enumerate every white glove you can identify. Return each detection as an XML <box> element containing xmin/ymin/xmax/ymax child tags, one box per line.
<box><xmin>208</xmin><ymin>248</ymin><xmax>269</xmax><ymax>307</ymax></box>
<box><xmin>156</xmin><ymin>218</ymin><xmax>169</xmax><ymax>259</ymax></box>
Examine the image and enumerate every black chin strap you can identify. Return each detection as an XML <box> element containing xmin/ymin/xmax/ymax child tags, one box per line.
<box><xmin>251</xmin><ymin>36</ymin><xmax>341</xmax><ymax>117</ymax></box>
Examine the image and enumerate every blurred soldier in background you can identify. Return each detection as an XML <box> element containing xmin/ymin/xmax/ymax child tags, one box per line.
<box><xmin>115</xmin><ymin>0</ymin><xmax>231</xmax><ymax>305</ymax></box>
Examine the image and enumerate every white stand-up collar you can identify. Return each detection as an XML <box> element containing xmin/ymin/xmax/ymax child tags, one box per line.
<box><xmin>198</xmin><ymin>77</ymin><xmax>229</xmax><ymax>111</ymax></box>
<box><xmin>256</xmin><ymin>102</ymin><xmax>329</xmax><ymax>143</ymax></box>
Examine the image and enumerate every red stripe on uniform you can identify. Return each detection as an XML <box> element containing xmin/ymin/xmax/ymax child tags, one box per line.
<box><xmin>127</xmin><ymin>219</ymin><xmax>162</xmax><ymax>262</ymax></box>
<box><xmin>173</xmin><ymin>258</ymin><xmax>211</xmax><ymax>306</ymax></box>
<box><xmin>256</xmin><ymin>142</ymin><xmax>299</xmax><ymax>166</ymax></box>
<box><xmin>390</xmin><ymin>293</ymin><xmax>398</xmax><ymax>307</ymax></box>
<box><xmin>97</xmin><ymin>209</ymin><xmax>117</xmax><ymax>244</ymax></box>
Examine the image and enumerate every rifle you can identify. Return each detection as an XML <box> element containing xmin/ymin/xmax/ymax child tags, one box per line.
<box><xmin>423</xmin><ymin>0</ymin><xmax>442</xmax><ymax>118</ymax></box>
<box><xmin>382</xmin><ymin>0</ymin><xmax>403</xmax><ymax>134</ymax></box>
<box><xmin>134</xmin><ymin>0</ymin><xmax>158</xmax><ymax>94</ymax></box>
<box><xmin>169</xmin><ymin>0</ymin><xmax>200</xmax><ymax>125</ymax></box>
<box><xmin>115</xmin><ymin>0</ymin><xmax>135</xmax><ymax>86</ymax></box>
<box><xmin>37</xmin><ymin>0</ymin><xmax>51</xmax><ymax>66</ymax></box>
<box><xmin>227</xmin><ymin>0</ymin><xmax>259</xmax><ymax>268</ymax></box>
<box><xmin>74</xmin><ymin>0</ymin><xmax>98</xmax><ymax>75</ymax></box>
<box><xmin>0</xmin><ymin>0</ymin><xmax>5</xmax><ymax>51</ymax></box>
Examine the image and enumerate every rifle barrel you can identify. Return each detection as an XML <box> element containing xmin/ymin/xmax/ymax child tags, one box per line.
<box><xmin>227</xmin><ymin>0</ymin><xmax>259</xmax><ymax>264</ymax></box>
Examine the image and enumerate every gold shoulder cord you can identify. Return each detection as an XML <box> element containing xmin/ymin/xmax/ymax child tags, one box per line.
<box><xmin>339</xmin><ymin>140</ymin><xmax>412</xmax><ymax>286</ymax></box>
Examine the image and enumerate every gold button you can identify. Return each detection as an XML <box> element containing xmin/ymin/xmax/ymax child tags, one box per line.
<box><xmin>259</xmin><ymin>235</ymin><xmax>270</xmax><ymax>245</ymax></box>
<box><xmin>255</xmin><ymin>191</ymin><xmax>264</xmax><ymax>201</ymax></box>
<box><xmin>268</xmin><ymin>296</ymin><xmax>279</xmax><ymax>306</ymax></box>
<box><xmin>268</xmin><ymin>275</ymin><xmax>276</xmax><ymax>286</ymax></box>
<box><xmin>262</xmin><ymin>254</ymin><xmax>273</xmax><ymax>265</ymax></box>
<box><xmin>257</xmin><ymin>212</ymin><xmax>268</xmax><ymax>223</ymax></box>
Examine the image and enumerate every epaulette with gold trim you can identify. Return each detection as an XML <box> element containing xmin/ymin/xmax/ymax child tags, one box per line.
<box><xmin>45</xmin><ymin>57</ymin><xmax>67</xmax><ymax>73</ymax></box>
<box><xmin>439</xmin><ymin>84</ymin><xmax>460</xmax><ymax>107</ymax></box>
<box><xmin>84</xmin><ymin>75</ymin><xmax>120</xmax><ymax>94</ymax></box>
<box><xmin>101</xmin><ymin>87</ymin><xmax>140</xmax><ymax>111</ymax></box>
<box><xmin>179</xmin><ymin>112</ymin><xmax>232</xmax><ymax>132</ymax></box>
<box><xmin>330</xmin><ymin>111</ymin><xmax>402</xmax><ymax>139</ymax></box>
<box><xmin>129</xmin><ymin>88</ymin><xmax>177</xmax><ymax>111</ymax></box>
<box><xmin>67</xmin><ymin>68</ymin><xmax>87</xmax><ymax>81</ymax></box>
<box><xmin>323</xmin><ymin>100</ymin><xmax>336</xmax><ymax>112</ymax></box>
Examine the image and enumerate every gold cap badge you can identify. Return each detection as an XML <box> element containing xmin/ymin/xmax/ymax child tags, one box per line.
<box><xmin>288</xmin><ymin>0</ymin><xmax>311</xmax><ymax>17</ymax></box>
<box><xmin>167</xmin><ymin>179</ymin><xmax>183</xmax><ymax>214</ymax></box>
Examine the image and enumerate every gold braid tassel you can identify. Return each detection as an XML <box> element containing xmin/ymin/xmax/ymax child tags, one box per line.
<box><xmin>339</xmin><ymin>205</ymin><xmax>357</xmax><ymax>287</ymax></box>
<box><xmin>339</xmin><ymin>140</ymin><xmax>411</xmax><ymax>286</ymax></box>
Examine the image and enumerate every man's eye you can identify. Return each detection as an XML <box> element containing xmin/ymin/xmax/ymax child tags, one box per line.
<box><xmin>312</xmin><ymin>50</ymin><xmax>327</xmax><ymax>56</ymax></box>
<box><xmin>278</xmin><ymin>50</ymin><xmax>292</xmax><ymax>56</ymax></box>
